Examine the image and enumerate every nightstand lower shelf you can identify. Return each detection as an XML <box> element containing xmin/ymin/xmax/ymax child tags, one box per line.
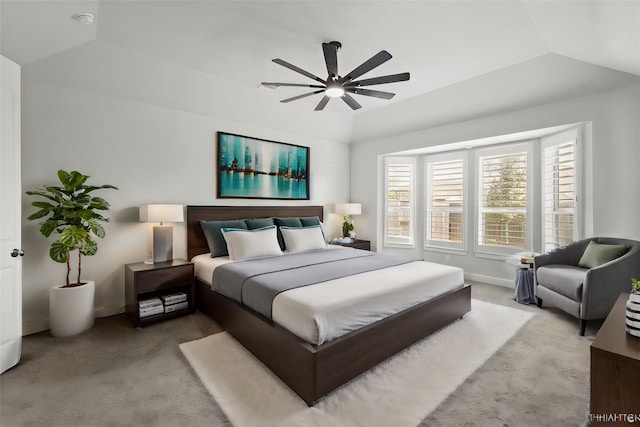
<box><xmin>137</xmin><ymin>307</ymin><xmax>191</xmax><ymax>326</ymax></box>
<box><xmin>125</xmin><ymin>259</ymin><xmax>195</xmax><ymax>327</ymax></box>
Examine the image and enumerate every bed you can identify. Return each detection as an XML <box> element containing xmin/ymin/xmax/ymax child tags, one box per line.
<box><xmin>187</xmin><ymin>205</ymin><xmax>471</xmax><ymax>406</ymax></box>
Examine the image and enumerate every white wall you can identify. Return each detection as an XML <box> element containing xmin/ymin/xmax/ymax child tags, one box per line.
<box><xmin>20</xmin><ymin>46</ymin><xmax>351</xmax><ymax>334</ymax></box>
<box><xmin>351</xmin><ymin>84</ymin><xmax>640</xmax><ymax>286</ymax></box>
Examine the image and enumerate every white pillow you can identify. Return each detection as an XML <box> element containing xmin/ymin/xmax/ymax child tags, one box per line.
<box><xmin>280</xmin><ymin>225</ymin><xmax>328</xmax><ymax>253</ymax></box>
<box><xmin>221</xmin><ymin>226</ymin><xmax>282</xmax><ymax>261</ymax></box>
<box><xmin>319</xmin><ymin>221</ymin><xmax>328</xmax><ymax>242</ymax></box>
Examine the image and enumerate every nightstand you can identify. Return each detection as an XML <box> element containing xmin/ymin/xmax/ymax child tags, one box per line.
<box><xmin>125</xmin><ymin>259</ymin><xmax>195</xmax><ymax>327</ymax></box>
<box><xmin>336</xmin><ymin>239</ymin><xmax>371</xmax><ymax>251</ymax></box>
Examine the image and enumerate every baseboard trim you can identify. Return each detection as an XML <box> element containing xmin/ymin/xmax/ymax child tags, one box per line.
<box><xmin>95</xmin><ymin>303</ymin><xmax>125</xmax><ymax>318</ymax></box>
<box><xmin>22</xmin><ymin>303</ymin><xmax>125</xmax><ymax>336</ymax></box>
<box><xmin>465</xmin><ymin>273</ymin><xmax>514</xmax><ymax>289</ymax></box>
<box><xmin>22</xmin><ymin>318</ymin><xmax>49</xmax><ymax>336</ymax></box>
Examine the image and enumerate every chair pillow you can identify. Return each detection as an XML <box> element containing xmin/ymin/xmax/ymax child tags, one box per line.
<box><xmin>577</xmin><ymin>241</ymin><xmax>629</xmax><ymax>268</ymax></box>
<box><xmin>200</xmin><ymin>220</ymin><xmax>248</xmax><ymax>257</ymax></box>
<box><xmin>280</xmin><ymin>225</ymin><xmax>327</xmax><ymax>253</ymax></box>
<box><xmin>221</xmin><ymin>225</ymin><xmax>282</xmax><ymax>261</ymax></box>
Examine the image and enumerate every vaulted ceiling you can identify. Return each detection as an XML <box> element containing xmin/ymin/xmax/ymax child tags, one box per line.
<box><xmin>2</xmin><ymin>0</ymin><xmax>639</xmax><ymax>116</ymax></box>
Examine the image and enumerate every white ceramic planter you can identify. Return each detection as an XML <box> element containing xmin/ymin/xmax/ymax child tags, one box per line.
<box><xmin>49</xmin><ymin>281</ymin><xmax>95</xmax><ymax>337</ymax></box>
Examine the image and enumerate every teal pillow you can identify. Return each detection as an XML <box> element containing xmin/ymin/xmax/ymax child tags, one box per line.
<box><xmin>300</xmin><ymin>216</ymin><xmax>321</xmax><ymax>227</ymax></box>
<box><xmin>577</xmin><ymin>241</ymin><xmax>629</xmax><ymax>268</ymax></box>
<box><xmin>274</xmin><ymin>217</ymin><xmax>303</xmax><ymax>227</ymax></box>
<box><xmin>200</xmin><ymin>220</ymin><xmax>248</xmax><ymax>257</ymax></box>
<box><xmin>244</xmin><ymin>217</ymin><xmax>274</xmax><ymax>229</ymax></box>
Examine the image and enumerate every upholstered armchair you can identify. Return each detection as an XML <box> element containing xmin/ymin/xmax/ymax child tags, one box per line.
<box><xmin>534</xmin><ymin>237</ymin><xmax>640</xmax><ymax>335</ymax></box>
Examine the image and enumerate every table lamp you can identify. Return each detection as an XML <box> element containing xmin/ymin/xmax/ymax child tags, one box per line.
<box><xmin>139</xmin><ymin>204</ymin><xmax>184</xmax><ymax>263</ymax></box>
<box><xmin>335</xmin><ymin>203</ymin><xmax>362</xmax><ymax>239</ymax></box>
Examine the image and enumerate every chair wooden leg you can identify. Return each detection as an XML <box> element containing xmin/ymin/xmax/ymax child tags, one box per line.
<box><xmin>580</xmin><ymin>319</ymin><xmax>587</xmax><ymax>336</ymax></box>
<box><xmin>536</xmin><ymin>298</ymin><xmax>543</xmax><ymax>308</ymax></box>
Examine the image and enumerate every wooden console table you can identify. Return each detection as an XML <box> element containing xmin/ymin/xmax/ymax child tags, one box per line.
<box><xmin>590</xmin><ymin>293</ymin><xmax>640</xmax><ymax>426</ymax></box>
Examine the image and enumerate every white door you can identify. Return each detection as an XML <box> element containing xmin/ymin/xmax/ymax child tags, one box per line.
<box><xmin>0</xmin><ymin>55</ymin><xmax>22</xmax><ymax>374</ymax></box>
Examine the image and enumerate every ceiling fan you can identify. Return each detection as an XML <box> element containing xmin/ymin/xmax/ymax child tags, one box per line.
<box><xmin>261</xmin><ymin>41</ymin><xmax>410</xmax><ymax>111</ymax></box>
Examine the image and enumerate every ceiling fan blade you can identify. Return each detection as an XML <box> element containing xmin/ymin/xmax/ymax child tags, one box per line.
<box><xmin>273</xmin><ymin>59</ymin><xmax>326</xmax><ymax>84</ymax></box>
<box><xmin>341</xmin><ymin>93</ymin><xmax>362</xmax><ymax>110</ymax></box>
<box><xmin>345</xmin><ymin>72</ymin><xmax>410</xmax><ymax>87</ymax></box>
<box><xmin>280</xmin><ymin>90</ymin><xmax>325</xmax><ymax>103</ymax></box>
<box><xmin>262</xmin><ymin>82</ymin><xmax>325</xmax><ymax>89</ymax></box>
<box><xmin>346</xmin><ymin>88</ymin><xmax>395</xmax><ymax>100</ymax></box>
<box><xmin>314</xmin><ymin>96</ymin><xmax>331</xmax><ymax>111</ymax></box>
<box><xmin>322</xmin><ymin>42</ymin><xmax>338</xmax><ymax>79</ymax></box>
<box><xmin>340</xmin><ymin>50</ymin><xmax>392</xmax><ymax>84</ymax></box>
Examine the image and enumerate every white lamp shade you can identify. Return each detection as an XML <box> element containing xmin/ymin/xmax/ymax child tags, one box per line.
<box><xmin>335</xmin><ymin>203</ymin><xmax>362</xmax><ymax>216</ymax></box>
<box><xmin>139</xmin><ymin>204</ymin><xmax>184</xmax><ymax>223</ymax></box>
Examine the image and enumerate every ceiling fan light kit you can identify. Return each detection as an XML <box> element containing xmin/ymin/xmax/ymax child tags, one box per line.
<box><xmin>262</xmin><ymin>41</ymin><xmax>410</xmax><ymax>111</ymax></box>
<box><xmin>325</xmin><ymin>81</ymin><xmax>345</xmax><ymax>98</ymax></box>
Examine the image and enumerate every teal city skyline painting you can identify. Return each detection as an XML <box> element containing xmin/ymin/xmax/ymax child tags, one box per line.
<box><xmin>217</xmin><ymin>132</ymin><xmax>309</xmax><ymax>200</ymax></box>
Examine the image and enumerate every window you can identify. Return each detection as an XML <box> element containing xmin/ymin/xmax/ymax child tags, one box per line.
<box><xmin>425</xmin><ymin>153</ymin><xmax>466</xmax><ymax>250</ymax></box>
<box><xmin>381</xmin><ymin>124</ymin><xmax>584</xmax><ymax>258</ymax></box>
<box><xmin>384</xmin><ymin>157</ymin><xmax>415</xmax><ymax>246</ymax></box>
<box><xmin>542</xmin><ymin>129</ymin><xmax>580</xmax><ymax>252</ymax></box>
<box><xmin>477</xmin><ymin>144</ymin><xmax>530</xmax><ymax>254</ymax></box>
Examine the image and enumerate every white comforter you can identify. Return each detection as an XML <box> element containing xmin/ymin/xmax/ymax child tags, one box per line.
<box><xmin>192</xmin><ymin>250</ymin><xmax>464</xmax><ymax>345</ymax></box>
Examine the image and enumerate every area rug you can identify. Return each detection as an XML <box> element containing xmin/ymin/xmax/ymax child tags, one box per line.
<box><xmin>179</xmin><ymin>299</ymin><xmax>534</xmax><ymax>427</ymax></box>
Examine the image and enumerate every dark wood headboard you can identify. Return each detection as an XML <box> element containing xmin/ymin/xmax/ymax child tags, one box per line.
<box><xmin>186</xmin><ymin>205</ymin><xmax>324</xmax><ymax>260</ymax></box>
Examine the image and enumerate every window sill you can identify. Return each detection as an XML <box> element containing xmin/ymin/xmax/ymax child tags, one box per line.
<box><xmin>424</xmin><ymin>246</ymin><xmax>467</xmax><ymax>256</ymax></box>
<box><xmin>473</xmin><ymin>251</ymin><xmax>510</xmax><ymax>261</ymax></box>
<box><xmin>383</xmin><ymin>243</ymin><xmax>416</xmax><ymax>249</ymax></box>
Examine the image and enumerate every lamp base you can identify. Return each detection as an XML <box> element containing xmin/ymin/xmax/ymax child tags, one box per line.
<box><xmin>153</xmin><ymin>225</ymin><xmax>173</xmax><ymax>263</ymax></box>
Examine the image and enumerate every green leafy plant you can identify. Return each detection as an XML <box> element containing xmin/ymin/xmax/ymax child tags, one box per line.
<box><xmin>26</xmin><ymin>170</ymin><xmax>118</xmax><ymax>287</ymax></box>
<box><xmin>342</xmin><ymin>214</ymin><xmax>354</xmax><ymax>237</ymax></box>
<box><xmin>632</xmin><ymin>278</ymin><xmax>640</xmax><ymax>294</ymax></box>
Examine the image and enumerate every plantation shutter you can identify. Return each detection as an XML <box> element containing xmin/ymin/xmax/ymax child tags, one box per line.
<box><xmin>426</xmin><ymin>157</ymin><xmax>464</xmax><ymax>249</ymax></box>
<box><xmin>542</xmin><ymin>134</ymin><xmax>577</xmax><ymax>251</ymax></box>
<box><xmin>384</xmin><ymin>158</ymin><xmax>414</xmax><ymax>246</ymax></box>
<box><xmin>478</xmin><ymin>149</ymin><xmax>528</xmax><ymax>251</ymax></box>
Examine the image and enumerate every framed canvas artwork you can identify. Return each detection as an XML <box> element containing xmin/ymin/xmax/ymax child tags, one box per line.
<box><xmin>217</xmin><ymin>132</ymin><xmax>310</xmax><ymax>200</ymax></box>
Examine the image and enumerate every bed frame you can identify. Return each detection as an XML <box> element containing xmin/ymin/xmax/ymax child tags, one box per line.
<box><xmin>187</xmin><ymin>205</ymin><xmax>471</xmax><ymax>406</ymax></box>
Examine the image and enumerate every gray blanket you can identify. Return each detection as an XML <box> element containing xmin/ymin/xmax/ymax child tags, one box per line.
<box><xmin>212</xmin><ymin>248</ymin><xmax>411</xmax><ymax>319</ymax></box>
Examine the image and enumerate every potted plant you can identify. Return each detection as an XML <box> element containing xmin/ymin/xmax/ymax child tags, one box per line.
<box><xmin>626</xmin><ymin>278</ymin><xmax>640</xmax><ymax>337</ymax></box>
<box><xmin>342</xmin><ymin>214</ymin><xmax>354</xmax><ymax>238</ymax></box>
<box><xmin>631</xmin><ymin>278</ymin><xmax>640</xmax><ymax>303</ymax></box>
<box><xmin>26</xmin><ymin>169</ymin><xmax>117</xmax><ymax>337</ymax></box>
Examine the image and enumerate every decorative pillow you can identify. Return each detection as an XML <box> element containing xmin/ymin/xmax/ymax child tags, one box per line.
<box><xmin>244</xmin><ymin>217</ymin><xmax>274</xmax><ymax>229</ymax></box>
<box><xmin>221</xmin><ymin>225</ymin><xmax>282</xmax><ymax>261</ymax></box>
<box><xmin>299</xmin><ymin>216</ymin><xmax>321</xmax><ymax>227</ymax></box>
<box><xmin>577</xmin><ymin>241</ymin><xmax>629</xmax><ymax>269</ymax></box>
<box><xmin>200</xmin><ymin>220</ymin><xmax>248</xmax><ymax>257</ymax></box>
<box><xmin>274</xmin><ymin>217</ymin><xmax>303</xmax><ymax>227</ymax></box>
<box><xmin>274</xmin><ymin>217</ymin><xmax>303</xmax><ymax>250</ymax></box>
<box><xmin>280</xmin><ymin>225</ymin><xmax>327</xmax><ymax>253</ymax></box>
<box><xmin>319</xmin><ymin>221</ymin><xmax>327</xmax><ymax>242</ymax></box>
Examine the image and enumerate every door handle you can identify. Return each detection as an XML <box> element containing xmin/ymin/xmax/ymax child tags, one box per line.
<box><xmin>10</xmin><ymin>249</ymin><xmax>24</xmax><ymax>257</ymax></box>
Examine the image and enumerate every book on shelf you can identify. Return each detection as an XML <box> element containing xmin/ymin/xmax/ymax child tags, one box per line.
<box><xmin>139</xmin><ymin>297</ymin><xmax>163</xmax><ymax>309</ymax></box>
<box><xmin>139</xmin><ymin>304</ymin><xmax>164</xmax><ymax>313</ymax></box>
<box><xmin>161</xmin><ymin>292</ymin><xmax>187</xmax><ymax>305</ymax></box>
<box><xmin>139</xmin><ymin>306</ymin><xmax>164</xmax><ymax>318</ymax></box>
<box><xmin>164</xmin><ymin>301</ymin><xmax>188</xmax><ymax>313</ymax></box>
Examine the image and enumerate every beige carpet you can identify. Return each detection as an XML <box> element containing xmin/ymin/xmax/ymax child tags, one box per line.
<box><xmin>180</xmin><ymin>299</ymin><xmax>534</xmax><ymax>427</ymax></box>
